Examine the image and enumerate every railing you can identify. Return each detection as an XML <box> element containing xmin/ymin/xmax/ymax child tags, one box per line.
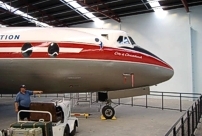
<box><xmin>111</xmin><ymin>91</ymin><xmax>202</xmax><ymax>135</ymax></box>
<box><xmin>1</xmin><ymin>91</ymin><xmax>201</xmax><ymax>112</ymax></box>
<box><xmin>1</xmin><ymin>91</ymin><xmax>202</xmax><ymax>135</ymax></box>
<box><xmin>165</xmin><ymin>95</ymin><xmax>202</xmax><ymax>136</ymax></box>
<box><xmin>0</xmin><ymin>93</ymin><xmax>87</xmax><ymax>99</ymax></box>
<box><xmin>112</xmin><ymin>91</ymin><xmax>201</xmax><ymax>112</ymax></box>
<box><xmin>0</xmin><ymin>93</ymin><xmax>92</xmax><ymax>108</ymax></box>
<box><xmin>0</xmin><ymin>94</ymin><xmax>16</xmax><ymax>98</ymax></box>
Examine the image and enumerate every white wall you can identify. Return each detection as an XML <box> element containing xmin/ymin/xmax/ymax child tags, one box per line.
<box><xmin>72</xmin><ymin>5</ymin><xmax>202</xmax><ymax>93</ymax></box>
<box><xmin>190</xmin><ymin>6</ymin><xmax>202</xmax><ymax>94</ymax></box>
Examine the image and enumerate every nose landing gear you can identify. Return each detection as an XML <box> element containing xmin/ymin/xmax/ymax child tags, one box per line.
<box><xmin>102</xmin><ymin>105</ymin><xmax>115</xmax><ymax>119</ymax></box>
<box><xmin>100</xmin><ymin>100</ymin><xmax>116</xmax><ymax>120</ymax></box>
<box><xmin>98</xmin><ymin>92</ymin><xmax>116</xmax><ymax>120</ymax></box>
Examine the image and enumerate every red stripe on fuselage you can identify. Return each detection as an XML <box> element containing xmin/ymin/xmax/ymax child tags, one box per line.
<box><xmin>0</xmin><ymin>42</ymin><xmax>173</xmax><ymax>70</ymax></box>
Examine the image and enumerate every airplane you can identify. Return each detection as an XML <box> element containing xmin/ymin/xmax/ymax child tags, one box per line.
<box><xmin>0</xmin><ymin>27</ymin><xmax>174</xmax><ymax>119</ymax></box>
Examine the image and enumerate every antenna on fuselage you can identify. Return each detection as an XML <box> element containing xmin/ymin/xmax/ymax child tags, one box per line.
<box><xmin>119</xmin><ymin>22</ymin><xmax>121</xmax><ymax>30</ymax></box>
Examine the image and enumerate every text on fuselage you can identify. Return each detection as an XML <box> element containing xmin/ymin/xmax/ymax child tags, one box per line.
<box><xmin>114</xmin><ymin>51</ymin><xmax>142</xmax><ymax>59</ymax></box>
<box><xmin>0</xmin><ymin>35</ymin><xmax>20</xmax><ymax>40</ymax></box>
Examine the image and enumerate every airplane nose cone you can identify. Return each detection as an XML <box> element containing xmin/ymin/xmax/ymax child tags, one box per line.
<box><xmin>119</xmin><ymin>45</ymin><xmax>174</xmax><ymax>86</ymax></box>
<box><xmin>129</xmin><ymin>45</ymin><xmax>174</xmax><ymax>82</ymax></box>
<box><xmin>155</xmin><ymin>61</ymin><xmax>174</xmax><ymax>83</ymax></box>
<box><xmin>163</xmin><ymin>65</ymin><xmax>174</xmax><ymax>80</ymax></box>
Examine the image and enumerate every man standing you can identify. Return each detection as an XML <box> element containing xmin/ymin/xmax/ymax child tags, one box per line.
<box><xmin>14</xmin><ymin>85</ymin><xmax>43</xmax><ymax>121</ymax></box>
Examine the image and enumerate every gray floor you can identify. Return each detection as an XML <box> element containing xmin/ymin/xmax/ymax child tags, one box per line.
<box><xmin>0</xmin><ymin>97</ymin><xmax>196</xmax><ymax>136</ymax></box>
<box><xmin>194</xmin><ymin>118</ymin><xmax>202</xmax><ymax>136</ymax></box>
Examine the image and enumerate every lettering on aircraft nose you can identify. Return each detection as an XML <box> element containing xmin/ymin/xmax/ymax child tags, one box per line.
<box><xmin>114</xmin><ymin>52</ymin><xmax>142</xmax><ymax>59</ymax></box>
<box><xmin>48</xmin><ymin>42</ymin><xmax>59</xmax><ymax>57</ymax></box>
<box><xmin>21</xmin><ymin>43</ymin><xmax>33</xmax><ymax>57</ymax></box>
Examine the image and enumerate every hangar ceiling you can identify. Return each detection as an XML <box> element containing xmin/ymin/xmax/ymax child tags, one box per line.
<box><xmin>0</xmin><ymin>0</ymin><xmax>201</xmax><ymax>27</ymax></box>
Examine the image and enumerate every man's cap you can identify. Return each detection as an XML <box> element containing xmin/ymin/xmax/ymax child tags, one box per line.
<box><xmin>20</xmin><ymin>85</ymin><xmax>26</xmax><ymax>88</ymax></box>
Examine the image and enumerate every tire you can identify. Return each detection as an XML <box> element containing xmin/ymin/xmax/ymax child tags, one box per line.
<box><xmin>102</xmin><ymin>105</ymin><xmax>115</xmax><ymax>119</ymax></box>
<box><xmin>70</xmin><ymin>123</ymin><xmax>76</xmax><ymax>136</ymax></box>
<box><xmin>63</xmin><ymin>125</ymin><xmax>70</xmax><ymax>136</ymax></box>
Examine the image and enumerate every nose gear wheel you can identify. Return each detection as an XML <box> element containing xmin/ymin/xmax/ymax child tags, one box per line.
<box><xmin>102</xmin><ymin>105</ymin><xmax>115</xmax><ymax>119</ymax></box>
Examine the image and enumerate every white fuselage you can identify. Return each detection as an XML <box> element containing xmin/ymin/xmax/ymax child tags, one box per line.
<box><xmin>0</xmin><ymin>27</ymin><xmax>174</xmax><ymax>94</ymax></box>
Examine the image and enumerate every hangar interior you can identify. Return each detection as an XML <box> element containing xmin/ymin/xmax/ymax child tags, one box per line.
<box><xmin>0</xmin><ymin>0</ymin><xmax>202</xmax><ymax>136</ymax></box>
<box><xmin>1</xmin><ymin>0</ymin><xmax>202</xmax><ymax>94</ymax></box>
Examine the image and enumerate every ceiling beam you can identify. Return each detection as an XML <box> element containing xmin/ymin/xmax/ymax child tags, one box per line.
<box><xmin>181</xmin><ymin>0</ymin><xmax>189</xmax><ymax>12</ymax></box>
<box><xmin>0</xmin><ymin>1</ymin><xmax>56</xmax><ymax>26</ymax></box>
<box><xmin>0</xmin><ymin>7</ymin><xmax>56</xmax><ymax>26</ymax></box>
<box><xmin>0</xmin><ymin>9</ymin><xmax>25</xmax><ymax>25</ymax></box>
<box><xmin>1</xmin><ymin>4</ymin><xmax>66</xmax><ymax>21</ymax></box>
<box><xmin>118</xmin><ymin>1</ymin><xmax>202</xmax><ymax>17</ymax></box>
<box><xmin>96</xmin><ymin>0</ymin><xmax>120</xmax><ymax>22</ymax></box>
<box><xmin>0</xmin><ymin>20</ymin><xmax>8</xmax><ymax>26</ymax></box>
<box><xmin>3</xmin><ymin>0</ymin><xmax>123</xmax><ymax>23</ymax></box>
<box><xmin>76</xmin><ymin>0</ymin><xmax>121</xmax><ymax>22</ymax></box>
<box><xmin>19</xmin><ymin>0</ymin><xmax>68</xmax><ymax>26</ymax></box>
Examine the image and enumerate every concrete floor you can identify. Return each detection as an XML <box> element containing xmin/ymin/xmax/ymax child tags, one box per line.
<box><xmin>195</xmin><ymin>119</ymin><xmax>202</xmax><ymax>136</ymax></box>
<box><xmin>0</xmin><ymin>96</ymin><xmax>196</xmax><ymax>136</ymax></box>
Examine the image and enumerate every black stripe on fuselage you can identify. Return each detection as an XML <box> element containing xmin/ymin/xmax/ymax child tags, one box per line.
<box><xmin>120</xmin><ymin>46</ymin><xmax>163</xmax><ymax>61</ymax></box>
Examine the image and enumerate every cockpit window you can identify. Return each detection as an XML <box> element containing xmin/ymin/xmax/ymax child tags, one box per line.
<box><xmin>117</xmin><ymin>36</ymin><xmax>123</xmax><ymax>43</ymax></box>
<box><xmin>117</xmin><ymin>36</ymin><xmax>130</xmax><ymax>44</ymax></box>
<box><xmin>123</xmin><ymin>37</ymin><xmax>129</xmax><ymax>44</ymax></box>
<box><xmin>128</xmin><ymin>36</ymin><xmax>136</xmax><ymax>45</ymax></box>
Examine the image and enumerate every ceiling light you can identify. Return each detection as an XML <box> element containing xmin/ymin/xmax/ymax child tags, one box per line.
<box><xmin>154</xmin><ymin>8</ymin><xmax>168</xmax><ymax>18</ymax></box>
<box><xmin>147</xmin><ymin>0</ymin><xmax>162</xmax><ymax>11</ymax></box>
<box><xmin>93</xmin><ymin>19</ymin><xmax>104</xmax><ymax>27</ymax></box>
<box><xmin>92</xmin><ymin>18</ymin><xmax>102</xmax><ymax>22</ymax></box>
<box><xmin>68</xmin><ymin>1</ymin><xmax>81</xmax><ymax>8</ymax></box>
<box><xmin>0</xmin><ymin>1</ymin><xmax>52</xmax><ymax>27</ymax></box>
<box><xmin>78</xmin><ymin>7</ymin><xmax>88</xmax><ymax>14</ymax></box>
<box><xmin>60</xmin><ymin>0</ymin><xmax>102</xmax><ymax>22</ymax></box>
<box><xmin>85</xmin><ymin>13</ymin><xmax>96</xmax><ymax>18</ymax></box>
<box><xmin>148</xmin><ymin>1</ymin><xmax>160</xmax><ymax>7</ymax></box>
<box><xmin>0</xmin><ymin>24</ymin><xmax>6</xmax><ymax>27</ymax></box>
<box><xmin>153</xmin><ymin>8</ymin><xmax>163</xmax><ymax>12</ymax></box>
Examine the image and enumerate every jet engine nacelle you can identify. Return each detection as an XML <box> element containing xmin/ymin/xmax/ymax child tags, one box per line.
<box><xmin>98</xmin><ymin>87</ymin><xmax>150</xmax><ymax>102</ymax></box>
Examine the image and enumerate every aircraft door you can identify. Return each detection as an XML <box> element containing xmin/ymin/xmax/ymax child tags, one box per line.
<box><xmin>123</xmin><ymin>73</ymin><xmax>135</xmax><ymax>87</ymax></box>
